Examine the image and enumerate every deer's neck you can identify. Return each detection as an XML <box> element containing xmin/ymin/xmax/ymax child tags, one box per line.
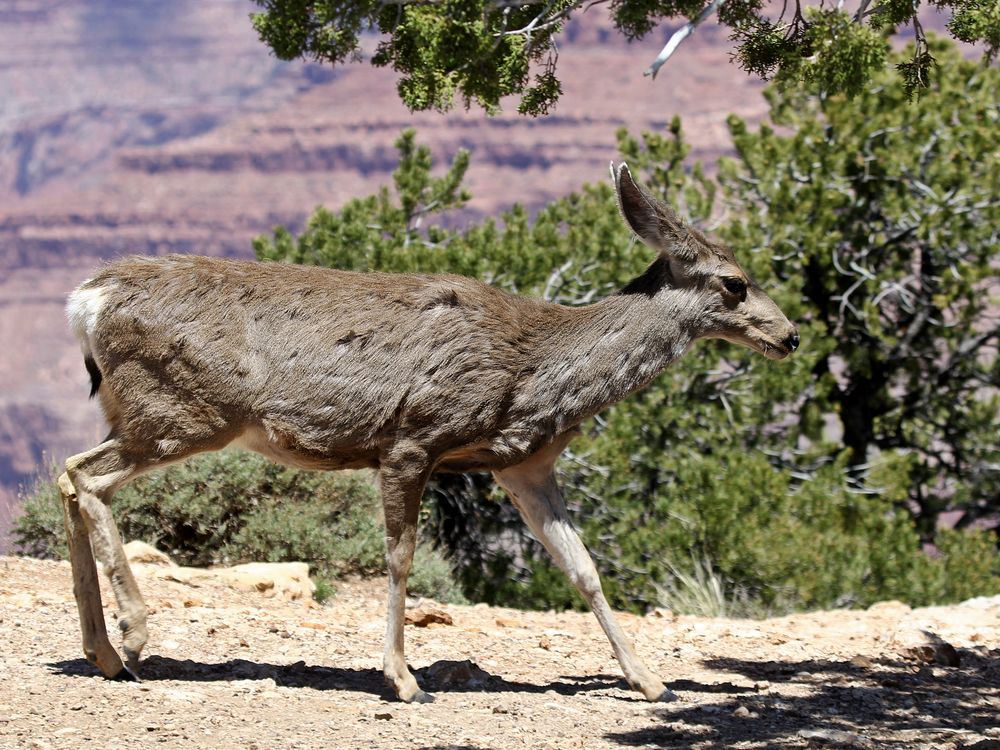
<box><xmin>520</xmin><ymin>259</ymin><xmax>699</xmax><ymax>432</ymax></box>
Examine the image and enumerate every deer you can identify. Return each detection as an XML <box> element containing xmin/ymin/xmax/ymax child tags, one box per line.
<box><xmin>58</xmin><ymin>164</ymin><xmax>798</xmax><ymax>703</ymax></box>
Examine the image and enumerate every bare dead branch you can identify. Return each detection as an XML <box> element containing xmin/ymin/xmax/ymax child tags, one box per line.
<box><xmin>644</xmin><ymin>0</ymin><xmax>726</xmax><ymax>80</ymax></box>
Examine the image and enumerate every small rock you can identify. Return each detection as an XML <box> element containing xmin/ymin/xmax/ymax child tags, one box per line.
<box><xmin>421</xmin><ymin>659</ymin><xmax>491</xmax><ymax>690</ymax></box>
<box><xmin>160</xmin><ymin>562</ymin><xmax>314</xmax><ymax>600</ymax></box>
<box><xmin>123</xmin><ymin>541</ymin><xmax>176</xmax><ymax>567</ymax></box>
<box><xmin>538</xmin><ymin>635</ymin><xmax>552</xmax><ymax>650</ymax></box>
<box><xmin>405</xmin><ymin>607</ymin><xmax>453</xmax><ymax>627</ymax></box>
<box><xmin>849</xmin><ymin>655</ymin><xmax>874</xmax><ymax>669</ymax></box>
<box><xmin>754</xmin><ymin>681</ymin><xmax>770</xmax><ymax>692</ymax></box>
<box><xmin>495</xmin><ymin>617</ymin><xmax>521</xmax><ymax>628</ymax></box>
<box><xmin>733</xmin><ymin>705</ymin><xmax>751</xmax><ymax>718</ymax></box>
<box><xmin>374</xmin><ymin>712</ymin><xmax>393</xmax><ymax>721</ymax></box>
<box><xmin>226</xmin><ymin>562</ymin><xmax>314</xmax><ymax>600</ymax></box>
<box><xmin>901</xmin><ymin>641</ymin><xmax>961</xmax><ymax>668</ymax></box>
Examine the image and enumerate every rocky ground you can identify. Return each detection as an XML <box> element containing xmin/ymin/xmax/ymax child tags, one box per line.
<box><xmin>0</xmin><ymin>555</ymin><xmax>997</xmax><ymax>749</ymax></box>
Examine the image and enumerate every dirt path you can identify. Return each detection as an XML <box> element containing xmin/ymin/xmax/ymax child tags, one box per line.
<box><xmin>1</xmin><ymin>555</ymin><xmax>997</xmax><ymax>749</ymax></box>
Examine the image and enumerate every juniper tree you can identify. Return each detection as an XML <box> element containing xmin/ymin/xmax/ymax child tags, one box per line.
<box><xmin>253</xmin><ymin>41</ymin><xmax>998</xmax><ymax>612</ymax></box>
<box><xmin>251</xmin><ymin>0</ymin><xmax>999</xmax><ymax>114</ymax></box>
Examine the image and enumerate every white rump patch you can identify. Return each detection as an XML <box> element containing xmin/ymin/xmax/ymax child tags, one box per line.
<box><xmin>66</xmin><ymin>283</ymin><xmax>107</xmax><ymax>355</ymax></box>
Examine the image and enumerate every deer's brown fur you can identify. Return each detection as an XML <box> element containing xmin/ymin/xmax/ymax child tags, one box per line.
<box><xmin>59</xmin><ymin>165</ymin><xmax>797</xmax><ymax>703</ymax></box>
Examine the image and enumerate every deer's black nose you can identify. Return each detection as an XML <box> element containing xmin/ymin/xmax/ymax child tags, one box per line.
<box><xmin>784</xmin><ymin>331</ymin><xmax>800</xmax><ymax>352</ymax></box>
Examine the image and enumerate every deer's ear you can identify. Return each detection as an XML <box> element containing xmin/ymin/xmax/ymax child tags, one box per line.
<box><xmin>612</xmin><ymin>163</ymin><xmax>696</xmax><ymax>261</ymax></box>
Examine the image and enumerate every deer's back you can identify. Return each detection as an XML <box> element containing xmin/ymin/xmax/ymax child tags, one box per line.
<box><xmin>75</xmin><ymin>255</ymin><xmax>567</xmax><ymax>471</ymax></box>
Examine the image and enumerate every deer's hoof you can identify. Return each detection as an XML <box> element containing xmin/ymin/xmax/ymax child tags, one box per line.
<box><xmin>654</xmin><ymin>687</ymin><xmax>678</xmax><ymax>702</ymax></box>
<box><xmin>123</xmin><ymin>647</ymin><xmax>142</xmax><ymax>677</ymax></box>
<box><xmin>636</xmin><ymin>679</ymin><xmax>676</xmax><ymax>702</ymax></box>
<box><xmin>110</xmin><ymin>665</ymin><xmax>139</xmax><ymax>682</ymax></box>
<box><xmin>406</xmin><ymin>689</ymin><xmax>435</xmax><ymax>704</ymax></box>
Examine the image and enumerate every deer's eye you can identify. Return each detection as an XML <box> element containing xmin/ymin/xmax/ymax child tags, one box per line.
<box><xmin>723</xmin><ymin>278</ymin><xmax>747</xmax><ymax>296</ymax></box>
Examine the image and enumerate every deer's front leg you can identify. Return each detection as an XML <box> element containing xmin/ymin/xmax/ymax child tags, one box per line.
<box><xmin>379</xmin><ymin>446</ymin><xmax>434</xmax><ymax>703</ymax></box>
<box><xmin>495</xmin><ymin>456</ymin><xmax>675</xmax><ymax>702</ymax></box>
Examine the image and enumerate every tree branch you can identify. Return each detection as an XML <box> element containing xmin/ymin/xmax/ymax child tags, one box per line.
<box><xmin>644</xmin><ymin>0</ymin><xmax>726</xmax><ymax>80</ymax></box>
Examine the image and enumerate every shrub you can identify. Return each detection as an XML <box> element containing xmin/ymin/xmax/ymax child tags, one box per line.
<box><xmin>20</xmin><ymin>43</ymin><xmax>997</xmax><ymax>617</ymax></box>
<box><xmin>251</xmin><ymin>55</ymin><xmax>999</xmax><ymax>616</ymax></box>
<box><xmin>13</xmin><ymin>450</ymin><xmax>465</xmax><ymax>604</ymax></box>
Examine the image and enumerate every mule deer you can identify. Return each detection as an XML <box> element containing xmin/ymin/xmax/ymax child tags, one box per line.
<box><xmin>59</xmin><ymin>164</ymin><xmax>797</xmax><ymax>703</ymax></box>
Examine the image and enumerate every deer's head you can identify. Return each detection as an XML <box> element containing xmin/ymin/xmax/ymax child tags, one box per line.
<box><xmin>613</xmin><ymin>163</ymin><xmax>798</xmax><ymax>360</ymax></box>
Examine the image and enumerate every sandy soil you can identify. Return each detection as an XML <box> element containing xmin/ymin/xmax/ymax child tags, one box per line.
<box><xmin>1</xmin><ymin>555</ymin><xmax>997</xmax><ymax>749</ymax></box>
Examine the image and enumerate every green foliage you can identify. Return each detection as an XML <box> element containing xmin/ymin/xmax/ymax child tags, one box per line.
<box><xmin>251</xmin><ymin>0</ymin><xmax>570</xmax><ymax>115</ymax></box>
<box><xmin>255</xmin><ymin>129</ymin><xmax>655</xmax><ymax>298</ymax></box>
<box><xmin>25</xmin><ymin>42</ymin><xmax>993</xmax><ymax>618</ymax></box>
<box><xmin>792</xmin><ymin>9</ymin><xmax>888</xmax><ymax>97</ymax></box>
<box><xmin>566</xmin><ymin>426</ymin><xmax>998</xmax><ymax>614</ymax></box>
<box><xmin>14</xmin><ymin>452</ymin><xmax>466</xmax><ymax>604</ymax></box>
<box><xmin>945</xmin><ymin>0</ymin><xmax>1000</xmax><ymax>59</ymax></box>
<box><xmin>256</xmin><ymin>130</ymin><xmax>473</xmax><ymax>272</ymax></box>
<box><xmin>254</xmin><ymin>44</ymin><xmax>998</xmax><ymax>616</ymax></box>
<box><xmin>13</xmin><ymin>476</ymin><xmax>67</xmax><ymax>561</ymax></box>
<box><xmin>312</xmin><ymin>577</ymin><xmax>336</xmax><ymax>604</ymax></box>
<box><xmin>250</xmin><ymin>0</ymin><xmax>998</xmax><ymax>114</ymax></box>
<box><xmin>714</xmin><ymin>39</ymin><xmax>999</xmax><ymax>537</ymax></box>
<box><xmin>732</xmin><ymin>8</ymin><xmax>889</xmax><ymax>99</ymax></box>
<box><xmin>410</xmin><ymin>543</ymin><xmax>469</xmax><ymax>604</ymax></box>
<box><xmin>657</xmin><ymin>557</ymin><xmax>755</xmax><ymax>619</ymax></box>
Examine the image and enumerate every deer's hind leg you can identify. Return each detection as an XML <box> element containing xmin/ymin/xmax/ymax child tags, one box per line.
<box><xmin>63</xmin><ymin>438</ymin><xmax>151</xmax><ymax>677</ymax></box>
<box><xmin>58</xmin><ymin>470</ymin><xmax>132</xmax><ymax>680</ymax></box>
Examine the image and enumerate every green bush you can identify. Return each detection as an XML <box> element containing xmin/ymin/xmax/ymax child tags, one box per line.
<box><xmin>568</xmin><ymin>446</ymin><xmax>999</xmax><ymax>615</ymax></box>
<box><xmin>13</xmin><ymin>450</ymin><xmax>465</xmax><ymax>604</ymax></box>
<box><xmin>252</xmin><ymin>41</ymin><xmax>998</xmax><ymax>617</ymax></box>
<box><xmin>19</xmin><ymin>42</ymin><xmax>996</xmax><ymax>618</ymax></box>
